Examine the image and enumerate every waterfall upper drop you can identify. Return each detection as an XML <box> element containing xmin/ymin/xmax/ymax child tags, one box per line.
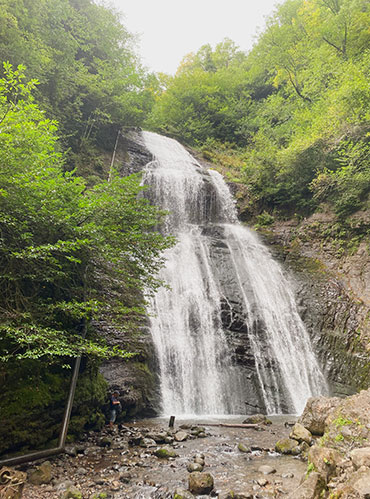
<box><xmin>142</xmin><ymin>131</ymin><xmax>328</xmax><ymax>416</ymax></box>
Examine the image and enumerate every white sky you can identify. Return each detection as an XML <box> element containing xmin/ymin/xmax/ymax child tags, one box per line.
<box><xmin>107</xmin><ymin>0</ymin><xmax>281</xmax><ymax>74</ymax></box>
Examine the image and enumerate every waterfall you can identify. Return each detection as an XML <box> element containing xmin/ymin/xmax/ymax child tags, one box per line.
<box><xmin>142</xmin><ymin>131</ymin><xmax>327</xmax><ymax>416</ymax></box>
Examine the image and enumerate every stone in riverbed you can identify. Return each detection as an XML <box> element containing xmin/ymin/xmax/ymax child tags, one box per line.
<box><xmin>28</xmin><ymin>460</ymin><xmax>53</xmax><ymax>485</ymax></box>
<box><xmin>187</xmin><ymin>462</ymin><xmax>204</xmax><ymax>472</ymax></box>
<box><xmin>154</xmin><ymin>447</ymin><xmax>178</xmax><ymax>458</ymax></box>
<box><xmin>275</xmin><ymin>438</ymin><xmax>300</xmax><ymax>455</ymax></box>
<box><xmin>174</xmin><ymin>431</ymin><xmax>188</xmax><ymax>441</ymax></box>
<box><xmin>188</xmin><ymin>471</ymin><xmax>214</xmax><ymax>495</ymax></box>
<box><xmin>139</xmin><ymin>437</ymin><xmax>157</xmax><ymax>448</ymax></box>
<box><xmin>174</xmin><ymin>488</ymin><xmax>194</xmax><ymax>499</ymax></box>
<box><xmin>238</xmin><ymin>442</ymin><xmax>251</xmax><ymax>453</ymax></box>
<box><xmin>258</xmin><ymin>465</ymin><xmax>276</xmax><ymax>475</ymax></box>
<box><xmin>243</xmin><ymin>414</ymin><xmax>272</xmax><ymax>425</ymax></box>
<box><xmin>61</xmin><ymin>486</ymin><xmax>83</xmax><ymax>499</ymax></box>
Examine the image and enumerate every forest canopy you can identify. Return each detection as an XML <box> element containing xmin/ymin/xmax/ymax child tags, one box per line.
<box><xmin>147</xmin><ymin>0</ymin><xmax>370</xmax><ymax>219</ymax></box>
<box><xmin>0</xmin><ymin>0</ymin><xmax>369</xmax><ymax>362</ymax></box>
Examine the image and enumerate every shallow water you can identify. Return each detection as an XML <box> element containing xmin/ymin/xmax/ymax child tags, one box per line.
<box><xmin>118</xmin><ymin>415</ymin><xmax>308</xmax><ymax>498</ymax></box>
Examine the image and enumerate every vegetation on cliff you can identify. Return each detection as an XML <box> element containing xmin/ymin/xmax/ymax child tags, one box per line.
<box><xmin>148</xmin><ymin>0</ymin><xmax>370</xmax><ymax>223</ymax></box>
<box><xmin>0</xmin><ymin>0</ymin><xmax>171</xmax><ymax>453</ymax></box>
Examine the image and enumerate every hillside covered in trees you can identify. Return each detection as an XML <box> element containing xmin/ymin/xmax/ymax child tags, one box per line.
<box><xmin>0</xmin><ymin>0</ymin><xmax>369</xmax><ymax>458</ymax></box>
<box><xmin>148</xmin><ymin>0</ymin><xmax>370</xmax><ymax>225</ymax></box>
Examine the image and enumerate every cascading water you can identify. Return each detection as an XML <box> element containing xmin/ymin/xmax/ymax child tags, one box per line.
<box><xmin>142</xmin><ymin>131</ymin><xmax>328</xmax><ymax>416</ymax></box>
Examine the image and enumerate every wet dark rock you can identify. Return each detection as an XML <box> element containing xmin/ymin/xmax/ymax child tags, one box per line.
<box><xmin>98</xmin><ymin>436</ymin><xmax>112</xmax><ymax>447</ymax></box>
<box><xmin>118</xmin><ymin>471</ymin><xmax>132</xmax><ymax>483</ymax></box>
<box><xmin>64</xmin><ymin>445</ymin><xmax>77</xmax><ymax>457</ymax></box>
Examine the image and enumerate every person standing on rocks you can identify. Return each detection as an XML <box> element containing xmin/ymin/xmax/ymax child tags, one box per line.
<box><xmin>109</xmin><ymin>390</ymin><xmax>122</xmax><ymax>428</ymax></box>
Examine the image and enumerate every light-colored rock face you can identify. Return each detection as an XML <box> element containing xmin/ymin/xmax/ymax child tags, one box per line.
<box><xmin>308</xmin><ymin>446</ymin><xmax>343</xmax><ymax>480</ymax></box>
<box><xmin>298</xmin><ymin>396</ymin><xmax>341</xmax><ymax>435</ymax></box>
<box><xmin>350</xmin><ymin>469</ymin><xmax>370</xmax><ymax>497</ymax></box>
<box><xmin>350</xmin><ymin>447</ymin><xmax>370</xmax><ymax>469</ymax></box>
<box><xmin>287</xmin><ymin>471</ymin><xmax>326</xmax><ymax>499</ymax></box>
<box><xmin>290</xmin><ymin>422</ymin><xmax>313</xmax><ymax>444</ymax></box>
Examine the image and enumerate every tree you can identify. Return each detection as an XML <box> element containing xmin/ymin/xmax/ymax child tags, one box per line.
<box><xmin>0</xmin><ymin>63</ymin><xmax>173</xmax><ymax>363</ymax></box>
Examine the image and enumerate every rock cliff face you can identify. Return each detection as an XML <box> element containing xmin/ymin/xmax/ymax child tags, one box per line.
<box><xmin>261</xmin><ymin>219</ymin><xmax>369</xmax><ymax>396</ymax></box>
<box><xmin>102</xmin><ymin>130</ymin><xmax>369</xmax><ymax>417</ymax></box>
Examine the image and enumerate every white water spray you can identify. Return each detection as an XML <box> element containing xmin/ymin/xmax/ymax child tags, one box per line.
<box><xmin>142</xmin><ymin>131</ymin><xmax>327</xmax><ymax>415</ymax></box>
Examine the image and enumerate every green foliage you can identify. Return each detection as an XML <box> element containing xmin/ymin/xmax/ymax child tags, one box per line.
<box><xmin>0</xmin><ymin>63</ymin><xmax>173</xmax><ymax>363</ymax></box>
<box><xmin>0</xmin><ymin>0</ymin><xmax>153</xmax><ymax>159</ymax></box>
<box><xmin>148</xmin><ymin>0</ymin><xmax>370</xmax><ymax>220</ymax></box>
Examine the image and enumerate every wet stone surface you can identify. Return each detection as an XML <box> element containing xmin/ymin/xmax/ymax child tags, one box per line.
<box><xmin>20</xmin><ymin>416</ymin><xmax>307</xmax><ymax>498</ymax></box>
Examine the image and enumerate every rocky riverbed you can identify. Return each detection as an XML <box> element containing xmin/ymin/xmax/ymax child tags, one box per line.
<box><xmin>15</xmin><ymin>415</ymin><xmax>307</xmax><ymax>498</ymax></box>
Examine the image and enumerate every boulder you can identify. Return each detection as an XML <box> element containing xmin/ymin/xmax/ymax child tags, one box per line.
<box><xmin>287</xmin><ymin>472</ymin><xmax>326</xmax><ymax>499</ymax></box>
<box><xmin>242</xmin><ymin>414</ymin><xmax>272</xmax><ymax>425</ymax></box>
<box><xmin>146</xmin><ymin>431</ymin><xmax>168</xmax><ymax>443</ymax></box>
<box><xmin>61</xmin><ymin>486</ymin><xmax>83</xmax><ymax>499</ymax></box>
<box><xmin>174</xmin><ymin>488</ymin><xmax>194</xmax><ymax>499</ymax></box>
<box><xmin>188</xmin><ymin>472</ymin><xmax>214</xmax><ymax>495</ymax></box>
<box><xmin>298</xmin><ymin>396</ymin><xmax>341</xmax><ymax>435</ymax></box>
<box><xmin>349</xmin><ymin>447</ymin><xmax>370</xmax><ymax>469</ymax></box>
<box><xmin>28</xmin><ymin>460</ymin><xmax>53</xmax><ymax>485</ymax></box>
<box><xmin>275</xmin><ymin>438</ymin><xmax>300</xmax><ymax>455</ymax></box>
<box><xmin>350</xmin><ymin>469</ymin><xmax>370</xmax><ymax>497</ymax></box>
<box><xmin>154</xmin><ymin>447</ymin><xmax>178</xmax><ymax>459</ymax></box>
<box><xmin>258</xmin><ymin>465</ymin><xmax>276</xmax><ymax>475</ymax></box>
<box><xmin>187</xmin><ymin>462</ymin><xmax>204</xmax><ymax>472</ymax></box>
<box><xmin>308</xmin><ymin>445</ymin><xmax>343</xmax><ymax>480</ymax></box>
<box><xmin>237</xmin><ymin>442</ymin><xmax>251</xmax><ymax>453</ymax></box>
<box><xmin>174</xmin><ymin>431</ymin><xmax>188</xmax><ymax>442</ymax></box>
<box><xmin>290</xmin><ymin>423</ymin><xmax>313</xmax><ymax>444</ymax></box>
<box><xmin>139</xmin><ymin>437</ymin><xmax>157</xmax><ymax>448</ymax></box>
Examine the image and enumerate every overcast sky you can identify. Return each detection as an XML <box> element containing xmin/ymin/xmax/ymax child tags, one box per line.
<box><xmin>108</xmin><ymin>0</ymin><xmax>281</xmax><ymax>74</ymax></box>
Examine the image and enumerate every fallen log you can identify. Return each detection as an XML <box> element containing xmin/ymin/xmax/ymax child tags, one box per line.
<box><xmin>193</xmin><ymin>423</ymin><xmax>259</xmax><ymax>428</ymax></box>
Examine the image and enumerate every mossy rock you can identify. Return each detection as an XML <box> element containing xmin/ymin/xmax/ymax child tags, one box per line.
<box><xmin>154</xmin><ymin>447</ymin><xmax>178</xmax><ymax>458</ymax></box>
<box><xmin>275</xmin><ymin>438</ymin><xmax>300</xmax><ymax>455</ymax></box>
<box><xmin>0</xmin><ymin>359</ymin><xmax>107</xmax><ymax>457</ymax></box>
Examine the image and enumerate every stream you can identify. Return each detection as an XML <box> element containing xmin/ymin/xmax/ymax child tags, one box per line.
<box><xmin>23</xmin><ymin>415</ymin><xmax>308</xmax><ymax>498</ymax></box>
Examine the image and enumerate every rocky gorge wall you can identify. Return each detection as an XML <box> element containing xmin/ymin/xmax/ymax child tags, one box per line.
<box><xmin>103</xmin><ymin>130</ymin><xmax>369</xmax><ymax>416</ymax></box>
<box><xmin>259</xmin><ymin>217</ymin><xmax>369</xmax><ymax>397</ymax></box>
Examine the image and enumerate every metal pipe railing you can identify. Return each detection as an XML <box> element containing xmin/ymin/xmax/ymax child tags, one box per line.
<box><xmin>0</xmin><ymin>353</ymin><xmax>82</xmax><ymax>468</ymax></box>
